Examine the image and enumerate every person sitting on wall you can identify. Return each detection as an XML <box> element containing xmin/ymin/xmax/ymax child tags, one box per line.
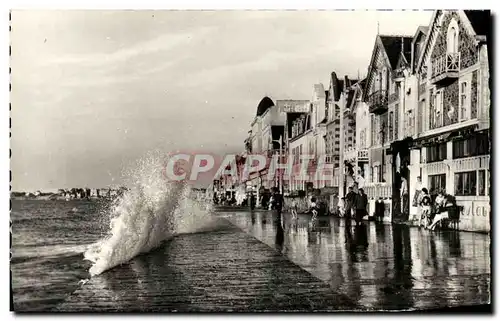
<box><xmin>428</xmin><ymin>190</ymin><xmax>450</xmax><ymax>230</ymax></box>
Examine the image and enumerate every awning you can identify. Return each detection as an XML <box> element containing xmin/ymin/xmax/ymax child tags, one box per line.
<box><xmin>387</xmin><ymin>137</ymin><xmax>414</xmax><ymax>155</ymax></box>
<box><xmin>411</xmin><ymin>124</ymin><xmax>479</xmax><ymax>149</ymax></box>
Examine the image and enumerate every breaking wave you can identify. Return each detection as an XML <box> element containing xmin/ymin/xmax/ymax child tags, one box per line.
<box><xmin>83</xmin><ymin>153</ymin><xmax>215</xmax><ymax>276</ymax></box>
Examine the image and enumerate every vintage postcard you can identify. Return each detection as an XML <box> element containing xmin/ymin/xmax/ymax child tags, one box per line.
<box><xmin>10</xmin><ymin>9</ymin><xmax>492</xmax><ymax>312</ymax></box>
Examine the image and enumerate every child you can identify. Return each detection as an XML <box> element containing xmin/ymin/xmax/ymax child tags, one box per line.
<box><xmin>310</xmin><ymin>197</ymin><xmax>318</xmax><ymax>220</ymax></box>
<box><xmin>419</xmin><ymin>188</ymin><xmax>432</xmax><ymax>228</ymax></box>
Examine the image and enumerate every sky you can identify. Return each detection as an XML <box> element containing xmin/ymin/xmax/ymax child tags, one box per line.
<box><xmin>11</xmin><ymin>10</ymin><xmax>433</xmax><ymax>191</ymax></box>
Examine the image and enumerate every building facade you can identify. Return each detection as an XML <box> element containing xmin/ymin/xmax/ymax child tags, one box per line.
<box><xmin>410</xmin><ymin>10</ymin><xmax>491</xmax><ymax>232</ymax></box>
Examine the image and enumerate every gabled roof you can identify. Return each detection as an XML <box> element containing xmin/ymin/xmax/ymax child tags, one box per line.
<box><xmin>416</xmin><ymin>10</ymin><xmax>489</xmax><ymax>74</ymax></box>
<box><xmin>464</xmin><ymin>10</ymin><xmax>491</xmax><ymax>36</ymax></box>
<box><xmin>328</xmin><ymin>71</ymin><xmax>343</xmax><ymax>102</ymax></box>
<box><xmin>379</xmin><ymin>35</ymin><xmax>413</xmax><ymax>70</ymax></box>
<box><xmin>411</xmin><ymin>26</ymin><xmax>429</xmax><ymax>73</ymax></box>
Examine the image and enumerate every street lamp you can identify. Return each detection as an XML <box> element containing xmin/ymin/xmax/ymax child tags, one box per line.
<box><xmin>271</xmin><ymin>135</ymin><xmax>284</xmax><ymax>195</ymax></box>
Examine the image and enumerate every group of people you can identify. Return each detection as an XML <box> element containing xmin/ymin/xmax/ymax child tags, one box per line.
<box><xmin>339</xmin><ymin>184</ymin><xmax>369</xmax><ymax>226</ymax></box>
<box><xmin>412</xmin><ymin>176</ymin><xmax>455</xmax><ymax>230</ymax></box>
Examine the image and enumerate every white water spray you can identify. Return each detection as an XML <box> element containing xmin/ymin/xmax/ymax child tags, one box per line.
<box><xmin>84</xmin><ymin>153</ymin><xmax>215</xmax><ymax>276</ymax></box>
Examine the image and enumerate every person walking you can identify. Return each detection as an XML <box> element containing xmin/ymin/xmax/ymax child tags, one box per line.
<box><xmin>310</xmin><ymin>197</ymin><xmax>318</xmax><ymax>220</ymax></box>
<box><xmin>291</xmin><ymin>198</ymin><xmax>298</xmax><ymax>219</ymax></box>
<box><xmin>273</xmin><ymin>188</ymin><xmax>284</xmax><ymax>219</ymax></box>
<box><xmin>345</xmin><ymin>186</ymin><xmax>357</xmax><ymax>225</ymax></box>
<box><xmin>355</xmin><ymin>188</ymin><xmax>369</xmax><ymax>225</ymax></box>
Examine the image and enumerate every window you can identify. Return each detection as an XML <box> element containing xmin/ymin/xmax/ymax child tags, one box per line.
<box><xmin>427</xmin><ymin>142</ymin><xmax>447</xmax><ymax>163</ymax></box>
<box><xmin>460</xmin><ymin>81</ymin><xmax>468</xmax><ymax>121</ymax></box>
<box><xmin>373</xmin><ymin>166</ymin><xmax>380</xmax><ymax>183</ymax></box>
<box><xmin>447</xmin><ymin>22</ymin><xmax>459</xmax><ymax>53</ymax></box>
<box><xmin>419</xmin><ymin>100</ymin><xmax>425</xmax><ymax>132</ymax></box>
<box><xmin>395</xmin><ymin>82</ymin><xmax>401</xmax><ymax>97</ymax></box>
<box><xmin>389</xmin><ymin>111</ymin><xmax>394</xmax><ymax>141</ymax></box>
<box><xmin>433</xmin><ymin>90</ymin><xmax>444</xmax><ymax>128</ymax></box>
<box><xmin>428</xmin><ymin>174</ymin><xmax>446</xmax><ymax>196</ymax></box>
<box><xmin>452</xmin><ymin>132</ymin><xmax>490</xmax><ymax>159</ymax></box>
<box><xmin>380</xmin><ymin>113</ymin><xmax>388</xmax><ymax>143</ymax></box>
<box><xmin>371</xmin><ymin>115</ymin><xmax>376</xmax><ymax>146</ymax></box>
<box><xmin>455</xmin><ymin>171</ymin><xmax>477</xmax><ymax>196</ymax></box>
<box><xmin>478</xmin><ymin>170</ymin><xmax>486</xmax><ymax>196</ymax></box>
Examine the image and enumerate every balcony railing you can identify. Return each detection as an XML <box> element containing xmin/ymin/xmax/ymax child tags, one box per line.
<box><xmin>358</xmin><ymin>149</ymin><xmax>368</xmax><ymax>160</ymax></box>
<box><xmin>431</xmin><ymin>52</ymin><xmax>460</xmax><ymax>84</ymax></box>
<box><xmin>364</xmin><ymin>183</ymin><xmax>391</xmax><ymax>199</ymax></box>
<box><xmin>368</xmin><ymin>90</ymin><xmax>388</xmax><ymax>114</ymax></box>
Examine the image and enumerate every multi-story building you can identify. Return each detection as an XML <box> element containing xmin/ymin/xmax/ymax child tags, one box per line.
<box><xmin>344</xmin><ymin>79</ymin><xmax>369</xmax><ymax>189</ymax></box>
<box><xmin>363</xmin><ymin>34</ymin><xmax>414</xmax><ymax>221</ymax></box>
<box><xmin>325</xmin><ymin>72</ymin><xmax>345</xmax><ymax>170</ymax></box>
<box><xmin>285</xmin><ymin>101</ymin><xmax>312</xmax><ymax>194</ymax></box>
<box><xmin>409</xmin><ymin>10</ymin><xmax>491</xmax><ymax>232</ymax></box>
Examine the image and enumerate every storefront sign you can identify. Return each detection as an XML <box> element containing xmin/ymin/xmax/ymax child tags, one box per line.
<box><xmin>278</xmin><ymin>101</ymin><xmax>310</xmax><ymax>113</ymax></box>
<box><xmin>457</xmin><ymin>200</ymin><xmax>490</xmax><ymax>232</ymax></box>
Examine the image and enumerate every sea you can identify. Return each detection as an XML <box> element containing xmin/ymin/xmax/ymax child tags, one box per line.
<box><xmin>11</xmin><ymin>156</ymin><xmax>217</xmax><ymax>311</ymax></box>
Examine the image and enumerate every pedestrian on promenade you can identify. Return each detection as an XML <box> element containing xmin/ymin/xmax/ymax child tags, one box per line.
<box><xmin>411</xmin><ymin>176</ymin><xmax>423</xmax><ymax>222</ymax></box>
<box><xmin>310</xmin><ymin>197</ymin><xmax>318</xmax><ymax>220</ymax></box>
<box><xmin>419</xmin><ymin>188</ymin><xmax>432</xmax><ymax>228</ymax></box>
<box><xmin>345</xmin><ymin>186</ymin><xmax>357</xmax><ymax>224</ymax></box>
<box><xmin>354</xmin><ymin>188</ymin><xmax>368</xmax><ymax>225</ymax></box>
<box><xmin>291</xmin><ymin>198</ymin><xmax>298</xmax><ymax>219</ymax></box>
<box><xmin>338</xmin><ymin>197</ymin><xmax>345</xmax><ymax>217</ymax></box>
<box><xmin>401</xmin><ymin>175</ymin><xmax>409</xmax><ymax>219</ymax></box>
<box><xmin>272</xmin><ymin>188</ymin><xmax>284</xmax><ymax>218</ymax></box>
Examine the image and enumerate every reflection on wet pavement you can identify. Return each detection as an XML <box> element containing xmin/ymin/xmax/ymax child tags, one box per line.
<box><xmin>225</xmin><ymin>211</ymin><xmax>491</xmax><ymax>311</ymax></box>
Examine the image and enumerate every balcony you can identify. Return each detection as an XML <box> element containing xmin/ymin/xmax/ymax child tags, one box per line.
<box><xmin>358</xmin><ymin>149</ymin><xmax>368</xmax><ymax>161</ymax></box>
<box><xmin>368</xmin><ymin>90</ymin><xmax>388</xmax><ymax>115</ymax></box>
<box><xmin>431</xmin><ymin>52</ymin><xmax>460</xmax><ymax>85</ymax></box>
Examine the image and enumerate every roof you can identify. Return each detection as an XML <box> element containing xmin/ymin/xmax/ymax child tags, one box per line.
<box><xmin>345</xmin><ymin>90</ymin><xmax>356</xmax><ymax>109</ymax></box>
<box><xmin>379</xmin><ymin>35</ymin><xmax>413</xmax><ymax>69</ymax></box>
<box><xmin>464</xmin><ymin>10</ymin><xmax>491</xmax><ymax>37</ymax></box>
<box><xmin>256</xmin><ymin>96</ymin><xmax>274</xmax><ymax>116</ymax></box>
<box><xmin>358</xmin><ymin>79</ymin><xmax>367</xmax><ymax>90</ymax></box>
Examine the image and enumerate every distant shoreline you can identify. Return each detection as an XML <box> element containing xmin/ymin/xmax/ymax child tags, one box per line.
<box><xmin>11</xmin><ymin>195</ymin><xmax>113</xmax><ymax>201</ymax></box>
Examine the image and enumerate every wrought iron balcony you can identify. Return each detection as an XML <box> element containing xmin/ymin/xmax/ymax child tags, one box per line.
<box><xmin>431</xmin><ymin>52</ymin><xmax>460</xmax><ymax>85</ymax></box>
<box><xmin>368</xmin><ymin>90</ymin><xmax>388</xmax><ymax>114</ymax></box>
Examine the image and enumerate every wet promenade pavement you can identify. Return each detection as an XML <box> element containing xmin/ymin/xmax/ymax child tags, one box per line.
<box><xmin>58</xmin><ymin>211</ymin><xmax>490</xmax><ymax>312</ymax></box>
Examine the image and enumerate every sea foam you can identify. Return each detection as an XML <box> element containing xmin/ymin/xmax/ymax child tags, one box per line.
<box><xmin>83</xmin><ymin>153</ymin><xmax>215</xmax><ymax>276</ymax></box>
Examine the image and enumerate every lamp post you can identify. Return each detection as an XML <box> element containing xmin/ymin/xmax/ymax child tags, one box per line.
<box><xmin>271</xmin><ymin>135</ymin><xmax>284</xmax><ymax>195</ymax></box>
